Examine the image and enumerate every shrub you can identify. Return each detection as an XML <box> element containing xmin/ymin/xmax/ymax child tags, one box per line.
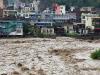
<box><xmin>23</xmin><ymin>22</ymin><xmax>41</xmax><ymax>37</ymax></box>
<box><xmin>91</xmin><ymin>49</ymin><xmax>100</xmax><ymax>60</ymax></box>
<box><xmin>66</xmin><ymin>32</ymin><xmax>78</xmax><ymax>37</ymax></box>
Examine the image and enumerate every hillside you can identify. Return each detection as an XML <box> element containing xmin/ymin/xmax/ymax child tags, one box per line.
<box><xmin>5</xmin><ymin>0</ymin><xmax>99</xmax><ymax>7</ymax></box>
<box><xmin>19</xmin><ymin>0</ymin><xmax>100</xmax><ymax>8</ymax></box>
<box><xmin>55</xmin><ymin>0</ymin><xmax>100</xmax><ymax>7</ymax></box>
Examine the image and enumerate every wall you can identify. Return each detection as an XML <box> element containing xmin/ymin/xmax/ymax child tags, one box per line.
<box><xmin>41</xmin><ymin>27</ymin><xmax>55</xmax><ymax>35</ymax></box>
<box><xmin>0</xmin><ymin>0</ymin><xmax>4</xmax><ymax>9</ymax></box>
<box><xmin>81</xmin><ymin>13</ymin><xmax>99</xmax><ymax>29</ymax></box>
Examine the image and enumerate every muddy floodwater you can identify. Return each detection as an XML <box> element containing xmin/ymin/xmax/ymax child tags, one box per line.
<box><xmin>0</xmin><ymin>37</ymin><xmax>100</xmax><ymax>75</ymax></box>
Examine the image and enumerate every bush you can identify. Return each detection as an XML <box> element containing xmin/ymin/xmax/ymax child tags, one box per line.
<box><xmin>66</xmin><ymin>32</ymin><xmax>78</xmax><ymax>37</ymax></box>
<box><xmin>23</xmin><ymin>22</ymin><xmax>41</xmax><ymax>37</ymax></box>
<box><xmin>91</xmin><ymin>49</ymin><xmax>100</xmax><ymax>60</ymax></box>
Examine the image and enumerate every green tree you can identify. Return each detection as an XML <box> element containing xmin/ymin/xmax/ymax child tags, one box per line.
<box><xmin>19</xmin><ymin>0</ymin><xmax>100</xmax><ymax>8</ymax></box>
<box><xmin>55</xmin><ymin>0</ymin><xmax>100</xmax><ymax>7</ymax></box>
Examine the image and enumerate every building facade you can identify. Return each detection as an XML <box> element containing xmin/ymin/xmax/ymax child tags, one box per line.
<box><xmin>54</xmin><ymin>4</ymin><xmax>66</xmax><ymax>15</ymax></box>
<box><xmin>81</xmin><ymin>13</ymin><xmax>99</xmax><ymax>29</ymax></box>
<box><xmin>0</xmin><ymin>0</ymin><xmax>4</xmax><ymax>9</ymax></box>
<box><xmin>0</xmin><ymin>0</ymin><xmax>4</xmax><ymax>18</ymax></box>
<box><xmin>0</xmin><ymin>20</ymin><xmax>23</xmax><ymax>36</ymax></box>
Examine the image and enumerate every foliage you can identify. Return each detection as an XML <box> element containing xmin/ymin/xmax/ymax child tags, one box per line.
<box><xmin>66</xmin><ymin>32</ymin><xmax>78</xmax><ymax>37</ymax></box>
<box><xmin>91</xmin><ymin>49</ymin><xmax>100</xmax><ymax>60</ymax></box>
<box><xmin>55</xmin><ymin>0</ymin><xmax>100</xmax><ymax>7</ymax></box>
<box><xmin>20</xmin><ymin>0</ymin><xmax>100</xmax><ymax>8</ymax></box>
<box><xmin>23</xmin><ymin>22</ymin><xmax>40</xmax><ymax>36</ymax></box>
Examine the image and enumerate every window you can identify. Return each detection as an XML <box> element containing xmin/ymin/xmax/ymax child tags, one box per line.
<box><xmin>82</xmin><ymin>16</ymin><xmax>85</xmax><ymax>19</ymax></box>
<box><xmin>50</xmin><ymin>29</ymin><xmax>52</xmax><ymax>34</ymax></box>
<box><xmin>82</xmin><ymin>20</ymin><xmax>86</xmax><ymax>24</ymax></box>
<box><xmin>16</xmin><ymin>29</ymin><xmax>21</xmax><ymax>33</ymax></box>
<box><xmin>60</xmin><ymin>7</ymin><xmax>63</xmax><ymax>9</ymax></box>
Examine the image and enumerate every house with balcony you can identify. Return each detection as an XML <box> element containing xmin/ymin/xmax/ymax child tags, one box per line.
<box><xmin>81</xmin><ymin>13</ymin><xmax>100</xmax><ymax>33</ymax></box>
<box><xmin>81</xmin><ymin>13</ymin><xmax>99</xmax><ymax>29</ymax></box>
<box><xmin>18</xmin><ymin>6</ymin><xmax>34</xmax><ymax>19</ymax></box>
<box><xmin>18</xmin><ymin>0</ymin><xmax>40</xmax><ymax>19</ymax></box>
<box><xmin>2</xmin><ymin>0</ymin><xmax>20</xmax><ymax>19</ymax></box>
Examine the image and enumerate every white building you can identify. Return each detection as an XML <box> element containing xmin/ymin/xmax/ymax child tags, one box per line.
<box><xmin>54</xmin><ymin>5</ymin><xmax>66</xmax><ymax>15</ymax></box>
<box><xmin>59</xmin><ymin>5</ymin><xmax>66</xmax><ymax>15</ymax></box>
<box><xmin>81</xmin><ymin>13</ymin><xmax>99</xmax><ymax>29</ymax></box>
<box><xmin>80</xmin><ymin>7</ymin><xmax>94</xmax><ymax>12</ymax></box>
<box><xmin>70</xmin><ymin>6</ymin><xmax>76</xmax><ymax>12</ymax></box>
<box><xmin>31</xmin><ymin>0</ymin><xmax>40</xmax><ymax>12</ymax></box>
<box><xmin>19</xmin><ymin>6</ymin><xmax>34</xmax><ymax>18</ymax></box>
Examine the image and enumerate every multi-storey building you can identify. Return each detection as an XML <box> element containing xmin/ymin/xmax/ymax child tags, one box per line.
<box><xmin>0</xmin><ymin>0</ymin><xmax>4</xmax><ymax>18</ymax></box>
<box><xmin>53</xmin><ymin>4</ymin><xmax>66</xmax><ymax>15</ymax></box>
<box><xmin>6</xmin><ymin>0</ymin><xmax>20</xmax><ymax>9</ymax></box>
<box><xmin>0</xmin><ymin>0</ymin><xmax>4</xmax><ymax>9</ymax></box>
<box><xmin>81</xmin><ymin>13</ymin><xmax>99</xmax><ymax>29</ymax></box>
<box><xmin>81</xmin><ymin>13</ymin><xmax>100</xmax><ymax>34</ymax></box>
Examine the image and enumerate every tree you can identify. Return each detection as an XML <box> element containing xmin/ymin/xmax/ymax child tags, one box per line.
<box><xmin>55</xmin><ymin>0</ymin><xmax>100</xmax><ymax>7</ymax></box>
<box><xmin>19</xmin><ymin>0</ymin><xmax>100</xmax><ymax>8</ymax></box>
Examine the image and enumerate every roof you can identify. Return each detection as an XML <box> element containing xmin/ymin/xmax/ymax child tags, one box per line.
<box><xmin>34</xmin><ymin>21</ymin><xmax>54</xmax><ymax>27</ymax></box>
<box><xmin>0</xmin><ymin>20</ymin><xmax>24</xmax><ymax>23</ymax></box>
<box><xmin>53</xmin><ymin>13</ymin><xmax>76</xmax><ymax>20</ymax></box>
<box><xmin>73</xmin><ymin>22</ymin><xmax>85</xmax><ymax>26</ymax></box>
<box><xmin>35</xmin><ymin>21</ymin><xmax>54</xmax><ymax>24</ymax></box>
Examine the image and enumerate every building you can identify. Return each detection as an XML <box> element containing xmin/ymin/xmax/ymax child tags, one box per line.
<box><xmin>53</xmin><ymin>13</ymin><xmax>76</xmax><ymax>28</ymax></box>
<box><xmin>81</xmin><ymin>13</ymin><xmax>99</xmax><ymax>29</ymax></box>
<box><xmin>17</xmin><ymin>0</ymin><xmax>41</xmax><ymax>19</ymax></box>
<box><xmin>31</xmin><ymin>0</ymin><xmax>40</xmax><ymax>12</ymax></box>
<box><xmin>53</xmin><ymin>4</ymin><xmax>66</xmax><ymax>15</ymax></box>
<box><xmin>0</xmin><ymin>0</ymin><xmax>4</xmax><ymax>9</ymax></box>
<box><xmin>35</xmin><ymin>21</ymin><xmax>55</xmax><ymax>35</ymax></box>
<box><xmin>5</xmin><ymin>0</ymin><xmax>20</xmax><ymax>9</ymax></box>
<box><xmin>18</xmin><ymin>6</ymin><xmax>35</xmax><ymax>19</ymax></box>
<box><xmin>81</xmin><ymin>13</ymin><xmax>100</xmax><ymax>33</ymax></box>
<box><xmin>0</xmin><ymin>20</ymin><xmax>23</xmax><ymax>36</ymax></box>
<box><xmin>18</xmin><ymin>1</ymin><xmax>39</xmax><ymax>19</ymax></box>
<box><xmin>73</xmin><ymin>23</ymin><xmax>85</xmax><ymax>34</ymax></box>
<box><xmin>29</xmin><ymin>12</ymin><xmax>77</xmax><ymax>35</ymax></box>
<box><xmin>0</xmin><ymin>0</ymin><xmax>4</xmax><ymax>18</ymax></box>
<box><xmin>59</xmin><ymin>5</ymin><xmax>66</xmax><ymax>15</ymax></box>
<box><xmin>92</xmin><ymin>17</ymin><xmax>100</xmax><ymax>33</ymax></box>
<box><xmin>80</xmin><ymin>7</ymin><xmax>94</xmax><ymax>12</ymax></box>
<box><xmin>0</xmin><ymin>9</ymin><xmax>3</xmax><ymax>18</ymax></box>
<box><xmin>70</xmin><ymin>6</ymin><xmax>76</xmax><ymax>12</ymax></box>
<box><xmin>3</xmin><ymin>9</ymin><xmax>18</xmax><ymax>18</ymax></box>
<box><xmin>7</xmin><ymin>0</ymin><xmax>16</xmax><ymax>6</ymax></box>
